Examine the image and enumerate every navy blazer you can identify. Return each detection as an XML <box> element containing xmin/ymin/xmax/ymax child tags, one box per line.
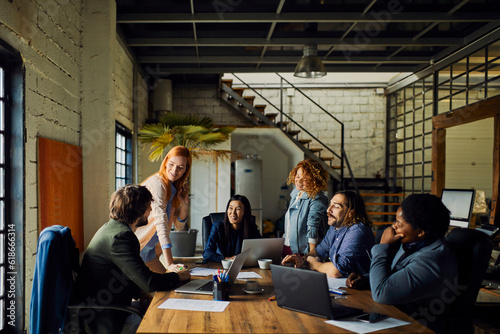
<box><xmin>30</xmin><ymin>225</ymin><xmax>79</xmax><ymax>334</ymax></box>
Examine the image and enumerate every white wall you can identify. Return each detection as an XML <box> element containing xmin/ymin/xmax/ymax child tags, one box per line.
<box><xmin>446</xmin><ymin>118</ymin><xmax>494</xmax><ymax>198</ymax></box>
<box><xmin>232</xmin><ymin>128</ymin><xmax>304</xmax><ymax>223</ymax></box>
<box><xmin>189</xmin><ymin>142</ymin><xmax>231</xmax><ymax>248</ymax></box>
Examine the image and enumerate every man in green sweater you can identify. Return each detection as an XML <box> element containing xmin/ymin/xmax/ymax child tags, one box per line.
<box><xmin>75</xmin><ymin>184</ymin><xmax>191</xmax><ymax>333</ymax></box>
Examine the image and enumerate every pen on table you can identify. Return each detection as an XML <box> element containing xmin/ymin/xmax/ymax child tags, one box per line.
<box><xmin>330</xmin><ymin>289</ymin><xmax>347</xmax><ymax>295</ymax></box>
<box><xmin>268</xmin><ymin>295</ymin><xmax>276</xmax><ymax>301</ymax></box>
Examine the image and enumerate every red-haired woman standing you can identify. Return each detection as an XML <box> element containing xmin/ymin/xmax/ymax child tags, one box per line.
<box><xmin>283</xmin><ymin>159</ymin><xmax>329</xmax><ymax>256</ymax></box>
<box><xmin>135</xmin><ymin>146</ymin><xmax>192</xmax><ymax>273</ymax></box>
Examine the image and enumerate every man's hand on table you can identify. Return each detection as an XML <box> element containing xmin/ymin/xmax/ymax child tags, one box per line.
<box><xmin>281</xmin><ymin>254</ymin><xmax>305</xmax><ymax>268</ymax></box>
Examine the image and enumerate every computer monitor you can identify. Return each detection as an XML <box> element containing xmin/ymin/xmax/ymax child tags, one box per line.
<box><xmin>440</xmin><ymin>189</ymin><xmax>475</xmax><ymax>228</ymax></box>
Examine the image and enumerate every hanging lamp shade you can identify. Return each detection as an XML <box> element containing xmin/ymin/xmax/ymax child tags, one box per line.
<box><xmin>293</xmin><ymin>44</ymin><xmax>327</xmax><ymax>78</ymax></box>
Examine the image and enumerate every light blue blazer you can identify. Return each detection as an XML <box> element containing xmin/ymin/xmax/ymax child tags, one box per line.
<box><xmin>286</xmin><ymin>187</ymin><xmax>328</xmax><ymax>254</ymax></box>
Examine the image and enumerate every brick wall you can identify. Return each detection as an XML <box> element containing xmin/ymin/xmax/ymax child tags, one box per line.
<box><xmin>172</xmin><ymin>87</ymin><xmax>255</xmax><ymax>126</ymax></box>
<box><xmin>114</xmin><ymin>39</ymin><xmax>135</xmax><ymax>129</ymax></box>
<box><xmin>0</xmin><ymin>0</ymin><xmax>84</xmax><ymax>327</ymax></box>
<box><xmin>173</xmin><ymin>86</ymin><xmax>386</xmax><ymax>178</ymax></box>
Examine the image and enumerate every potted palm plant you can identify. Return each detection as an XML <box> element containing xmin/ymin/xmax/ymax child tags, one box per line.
<box><xmin>139</xmin><ymin>112</ymin><xmax>235</xmax><ymax>257</ymax></box>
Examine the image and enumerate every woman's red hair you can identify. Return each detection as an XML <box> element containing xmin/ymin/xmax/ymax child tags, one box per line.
<box><xmin>157</xmin><ymin>146</ymin><xmax>192</xmax><ymax>209</ymax></box>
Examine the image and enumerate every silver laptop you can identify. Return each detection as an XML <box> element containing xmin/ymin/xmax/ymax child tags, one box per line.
<box><xmin>241</xmin><ymin>238</ymin><xmax>284</xmax><ymax>267</ymax></box>
<box><xmin>174</xmin><ymin>249</ymin><xmax>250</xmax><ymax>295</ymax></box>
<box><xmin>270</xmin><ymin>264</ymin><xmax>364</xmax><ymax>320</ymax></box>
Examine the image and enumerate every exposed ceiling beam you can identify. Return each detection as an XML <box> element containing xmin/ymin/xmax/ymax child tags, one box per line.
<box><xmin>128</xmin><ymin>37</ymin><xmax>463</xmax><ymax>47</ymax></box>
<box><xmin>152</xmin><ymin>65</ymin><xmax>417</xmax><ymax>74</ymax></box>
<box><xmin>117</xmin><ymin>12</ymin><xmax>500</xmax><ymax>24</ymax></box>
<box><xmin>137</xmin><ymin>56</ymin><xmax>430</xmax><ymax>64</ymax></box>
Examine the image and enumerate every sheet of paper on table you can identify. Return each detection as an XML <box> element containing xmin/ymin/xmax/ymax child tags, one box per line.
<box><xmin>189</xmin><ymin>267</ymin><xmax>218</xmax><ymax>276</ymax></box>
<box><xmin>326</xmin><ymin>316</ymin><xmax>411</xmax><ymax>333</ymax></box>
<box><xmin>236</xmin><ymin>271</ymin><xmax>262</xmax><ymax>279</ymax></box>
<box><xmin>327</xmin><ymin>277</ymin><xmax>347</xmax><ymax>290</ymax></box>
<box><xmin>158</xmin><ymin>298</ymin><xmax>229</xmax><ymax>312</ymax></box>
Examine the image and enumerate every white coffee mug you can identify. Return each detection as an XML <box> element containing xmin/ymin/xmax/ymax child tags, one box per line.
<box><xmin>258</xmin><ymin>258</ymin><xmax>272</xmax><ymax>270</ymax></box>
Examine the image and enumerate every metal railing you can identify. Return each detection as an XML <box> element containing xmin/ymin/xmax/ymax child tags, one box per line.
<box><xmin>230</xmin><ymin>73</ymin><xmax>357</xmax><ymax>190</ymax></box>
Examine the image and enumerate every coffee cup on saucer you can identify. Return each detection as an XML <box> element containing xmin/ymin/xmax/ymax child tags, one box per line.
<box><xmin>244</xmin><ymin>280</ymin><xmax>262</xmax><ymax>294</ymax></box>
<box><xmin>258</xmin><ymin>259</ymin><xmax>272</xmax><ymax>270</ymax></box>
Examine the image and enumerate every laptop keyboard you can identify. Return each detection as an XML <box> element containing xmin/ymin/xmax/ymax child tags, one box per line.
<box><xmin>196</xmin><ymin>281</ymin><xmax>214</xmax><ymax>292</ymax></box>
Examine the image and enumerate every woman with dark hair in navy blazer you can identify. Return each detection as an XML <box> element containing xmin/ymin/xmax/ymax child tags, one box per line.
<box><xmin>203</xmin><ymin>195</ymin><xmax>261</xmax><ymax>262</ymax></box>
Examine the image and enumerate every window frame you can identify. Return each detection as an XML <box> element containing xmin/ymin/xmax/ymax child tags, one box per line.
<box><xmin>115</xmin><ymin>122</ymin><xmax>133</xmax><ymax>190</ymax></box>
<box><xmin>0</xmin><ymin>40</ymin><xmax>24</xmax><ymax>333</ymax></box>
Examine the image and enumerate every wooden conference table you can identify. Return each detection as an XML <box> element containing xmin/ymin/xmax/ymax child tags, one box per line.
<box><xmin>137</xmin><ymin>259</ymin><xmax>431</xmax><ymax>333</ymax></box>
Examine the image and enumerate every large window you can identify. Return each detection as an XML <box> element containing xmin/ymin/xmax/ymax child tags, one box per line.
<box><xmin>0</xmin><ymin>62</ymin><xmax>5</xmax><ymax>333</ymax></box>
<box><xmin>0</xmin><ymin>41</ymin><xmax>24</xmax><ymax>333</ymax></box>
<box><xmin>115</xmin><ymin>122</ymin><xmax>133</xmax><ymax>189</ymax></box>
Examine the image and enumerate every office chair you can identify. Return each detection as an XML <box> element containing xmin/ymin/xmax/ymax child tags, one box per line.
<box><xmin>30</xmin><ymin>225</ymin><xmax>142</xmax><ymax>334</ymax></box>
<box><xmin>445</xmin><ymin>228</ymin><xmax>493</xmax><ymax>333</ymax></box>
<box><xmin>202</xmin><ymin>212</ymin><xmax>226</xmax><ymax>249</ymax></box>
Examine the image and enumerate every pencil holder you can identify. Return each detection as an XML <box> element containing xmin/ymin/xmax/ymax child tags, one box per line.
<box><xmin>213</xmin><ymin>281</ymin><xmax>230</xmax><ymax>301</ymax></box>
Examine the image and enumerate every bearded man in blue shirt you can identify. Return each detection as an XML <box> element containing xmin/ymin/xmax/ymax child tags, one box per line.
<box><xmin>282</xmin><ymin>190</ymin><xmax>375</xmax><ymax>277</ymax></box>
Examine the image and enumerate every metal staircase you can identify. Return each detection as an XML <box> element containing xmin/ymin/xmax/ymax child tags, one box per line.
<box><xmin>220</xmin><ymin>74</ymin><xmax>357</xmax><ymax>189</ymax></box>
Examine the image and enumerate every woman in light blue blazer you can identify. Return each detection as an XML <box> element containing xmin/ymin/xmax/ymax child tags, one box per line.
<box><xmin>283</xmin><ymin>160</ymin><xmax>329</xmax><ymax>256</ymax></box>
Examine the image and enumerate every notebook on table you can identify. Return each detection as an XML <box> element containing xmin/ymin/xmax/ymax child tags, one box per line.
<box><xmin>270</xmin><ymin>264</ymin><xmax>364</xmax><ymax>320</ymax></box>
<box><xmin>241</xmin><ymin>238</ymin><xmax>284</xmax><ymax>267</ymax></box>
<box><xmin>174</xmin><ymin>249</ymin><xmax>250</xmax><ymax>295</ymax></box>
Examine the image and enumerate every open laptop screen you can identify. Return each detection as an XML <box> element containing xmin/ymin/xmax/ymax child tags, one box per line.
<box><xmin>440</xmin><ymin>189</ymin><xmax>475</xmax><ymax>228</ymax></box>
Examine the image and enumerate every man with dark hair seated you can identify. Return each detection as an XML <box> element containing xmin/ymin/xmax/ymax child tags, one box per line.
<box><xmin>347</xmin><ymin>193</ymin><xmax>458</xmax><ymax>331</ymax></box>
<box><xmin>75</xmin><ymin>184</ymin><xmax>190</xmax><ymax>333</ymax></box>
<box><xmin>282</xmin><ymin>190</ymin><xmax>375</xmax><ymax>278</ymax></box>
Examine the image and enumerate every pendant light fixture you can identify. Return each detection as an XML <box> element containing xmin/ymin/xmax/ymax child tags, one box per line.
<box><xmin>293</xmin><ymin>44</ymin><xmax>327</xmax><ymax>78</ymax></box>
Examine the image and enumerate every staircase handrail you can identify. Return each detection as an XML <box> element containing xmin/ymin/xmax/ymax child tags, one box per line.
<box><xmin>231</xmin><ymin>73</ymin><xmax>340</xmax><ymax>160</ymax></box>
<box><xmin>342</xmin><ymin>148</ymin><xmax>358</xmax><ymax>193</ymax></box>
<box><xmin>276</xmin><ymin>74</ymin><xmax>343</xmax><ymax>125</ymax></box>
<box><xmin>228</xmin><ymin>73</ymin><xmax>358</xmax><ymax>191</ymax></box>
<box><xmin>275</xmin><ymin>75</ymin><xmax>363</xmax><ymax>191</ymax></box>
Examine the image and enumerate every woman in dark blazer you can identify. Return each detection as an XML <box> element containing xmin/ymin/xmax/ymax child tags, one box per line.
<box><xmin>203</xmin><ymin>195</ymin><xmax>261</xmax><ymax>262</ymax></box>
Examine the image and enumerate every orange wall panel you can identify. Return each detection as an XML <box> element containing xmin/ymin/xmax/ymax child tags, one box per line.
<box><xmin>38</xmin><ymin>137</ymin><xmax>84</xmax><ymax>250</ymax></box>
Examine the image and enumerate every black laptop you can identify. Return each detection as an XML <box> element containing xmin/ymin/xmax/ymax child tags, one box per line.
<box><xmin>270</xmin><ymin>264</ymin><xmax>364</xmax><ymax>320</ymax></box>
<box><xmin>174</xmin><ymin>249</ymin><xmax>250</xmax><ymax>295</ymax></box>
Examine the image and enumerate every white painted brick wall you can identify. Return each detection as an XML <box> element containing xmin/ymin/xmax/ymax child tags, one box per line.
<box><xmin>173</xmin><ymin>87</ymin><xmax>255</xmax><ymax>126</ymax></box>
<box><xmin>172</xmin><ymin>87</ymin><xmax>386</xmax><ymax>178</ymax></box>
<box><xmin>0</xmin><ymin>0</ymin><xmax>84</xmax><ymax>324</ymax></box>
<box><xmin>114</xmin><ymin>39</ymin><xmax>134</xmax><ymax>128</ymax></box>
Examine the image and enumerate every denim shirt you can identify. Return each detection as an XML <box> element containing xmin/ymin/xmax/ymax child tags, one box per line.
<box><xmin>284</xmin><ymin>187</ymin><xmax>328</xmax><ymax>254</ymax></box>
<box><xmin>316</xmin><ymin>222</ymin><xmax>375</xmax><ymax>276</ymax></box>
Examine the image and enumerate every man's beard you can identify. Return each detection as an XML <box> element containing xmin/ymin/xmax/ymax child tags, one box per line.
<box><xmin>328</xmin><ymin>215</ymin><xmax>344</xmax><ymax>228</ymax></box>
<box><xmin>136</xmin><ymin>215</ymin><xmax>149</xmax><ymax>228</ymax></box>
